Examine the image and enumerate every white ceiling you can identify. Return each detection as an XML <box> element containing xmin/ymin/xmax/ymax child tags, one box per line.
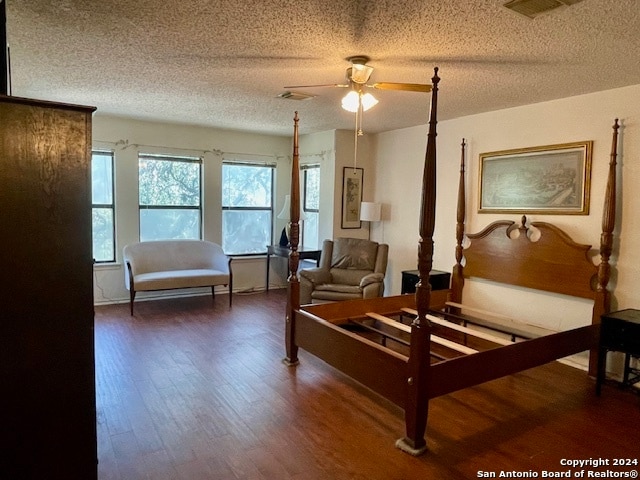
<box><xmin>6</xmin><ymin>0</ymin><xmax>640</xmax><ymax>136</ymax></box>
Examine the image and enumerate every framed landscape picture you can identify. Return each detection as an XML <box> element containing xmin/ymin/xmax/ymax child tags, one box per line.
<box><xmin>479</xmin><ymin>141</ymin><xmax>593</xmax><ymax>215</ymax></box>
<box><xmin>341</xmin><ymin>167</ymin><xmax>363</xmax><ymax>228</ymax></box>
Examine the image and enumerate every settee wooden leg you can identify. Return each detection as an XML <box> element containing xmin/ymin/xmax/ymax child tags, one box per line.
<box><xmin>129</xmin><ymin>290</ymin><xmax>136</xmax><ymax>316</ymax></box>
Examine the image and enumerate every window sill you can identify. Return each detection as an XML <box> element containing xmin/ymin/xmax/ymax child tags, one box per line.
<box><xmin>93</xmin><ymin>262</ymin><xmax>122</xmax><ymax>271</ymax></box>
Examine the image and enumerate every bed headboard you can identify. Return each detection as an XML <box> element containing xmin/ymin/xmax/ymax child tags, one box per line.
<box><xmin>463</xmin><ymin>216</ymin><xmax>596</xmax><ymax>299</ymax></box>
<box><xmin>451</xmin><ymin>119</ymin><xmax>620</xmax><ymax>326</ymax></box>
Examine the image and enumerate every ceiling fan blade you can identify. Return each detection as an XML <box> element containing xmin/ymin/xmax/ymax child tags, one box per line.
<box><xmin>283</xmin><ymin>83</ymin><xmax>349</xmax><ymax>89</ymax></box>
<box><xmin>369</xmin><ymin>82</ymin><xmax>432</xmax><ymax>93</ymax></box>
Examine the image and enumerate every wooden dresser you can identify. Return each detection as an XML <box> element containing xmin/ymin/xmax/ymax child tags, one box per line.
<box><xmin>1</xmin><ymin>95</ymin><xmax>97</xmax><ymax>479</ymax></box>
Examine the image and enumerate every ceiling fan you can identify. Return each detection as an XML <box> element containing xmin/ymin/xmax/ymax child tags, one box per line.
<box><xmin>284</xmin><ymin>55</ymin><xmax>432</xmax><ymax>112</ymax></box>
<box><xmin>285</xmin><ymin>55</ymin><xmax>434</xmax><ymax>169</ymax></box>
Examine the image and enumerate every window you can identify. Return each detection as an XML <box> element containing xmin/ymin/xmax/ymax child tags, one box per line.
<box><xmin>222</xmin><ymin>162</ymin><xmax>274</xmax><ymax>254</ymax></box>
<box><xmin>138</xmin><ymin>154</ymin><xmax>202</xmax><ymax>241</ymax></box>
<box><xmin>302</xmin><ymin>164</ymin><xmax>320</xmax><ymax>249</ymax></box>
<box><xmin>91</xmin><ymin>151</ymin><xmax>115</xmax><ymax>263</ymax></box>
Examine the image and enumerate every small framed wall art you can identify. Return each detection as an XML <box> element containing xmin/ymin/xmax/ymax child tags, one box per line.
<box><xmin>341</xmin><ymin>167</ymin><xmax>363</xmax><ymax>228</ymax></box>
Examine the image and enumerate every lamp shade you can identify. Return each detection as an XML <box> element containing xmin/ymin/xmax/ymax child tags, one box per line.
<box><xmin>341</xmin><ymin>91</ymin><xmax>360</xmax><ymax>113</ymax></box>
<box><xmin>341</xmin><ymin>91</ymin><xmax>378</xmax><ymax>113</ymax></box>
<box><xmin>277</xmin><ymin>195</ymin><xmax>291</xmax><ymax>219</ymax></box>
<box><xmin>360</xmin><ymin>92</ymin><xmax>378</xmax><ymax>111</ymax></box>
<box><xmin>360</xmin><ymin>202</ymin><xmax>381</xmax><ymax>222</ymax></box>
<box><xmin>277</xmin><ymin>194</ymin><xmax>307</xmax><ymax>221</ymax></box>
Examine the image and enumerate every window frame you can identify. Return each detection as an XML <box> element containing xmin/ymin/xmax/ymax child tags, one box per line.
<box><xmin>138</xmin><ymin>153</ymin><xmax>203</xmax><ymax>241</ymax></box>
<box><xmin>221</xmin><ymin>160</ymin><xmax>275</xmax><ymax>256</ymax></box>
<box><xmin>91</xmin><ymin>150</ymin><xmax>116</xmax><ymax>264</ymax></box>
<box><xmin>301</xmin><ymin>163</ymin><xmax>320</xmax><ymax>249</ymax></box>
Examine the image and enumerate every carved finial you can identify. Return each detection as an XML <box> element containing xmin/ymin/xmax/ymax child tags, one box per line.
<box><xmin>432</xmin><ymin>67</ymin><xmax>440</xmax><ymax>84</ymax></box>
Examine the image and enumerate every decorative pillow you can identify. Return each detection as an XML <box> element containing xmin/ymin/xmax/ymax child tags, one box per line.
<box><xmin>331</xmin><ymin>238</ymin><xmax>377</xmax><ymax>270</ymax></box>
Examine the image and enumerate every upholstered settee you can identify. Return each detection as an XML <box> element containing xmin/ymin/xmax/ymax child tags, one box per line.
<box><xmin>299</xmin><ymin>238</ymin><xmax>388</xmax><ymax>304</ymax></box>
<box><xmin>123</xmin><ymin>240</ymin><xmax>232</xmax><ymax>314</ymax></box>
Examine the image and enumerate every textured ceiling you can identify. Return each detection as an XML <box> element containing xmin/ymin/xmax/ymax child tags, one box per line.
<box><xmin>6</xmin><ymin>0</ymin><xmax>640</xmax><ymax>135</ymax></box>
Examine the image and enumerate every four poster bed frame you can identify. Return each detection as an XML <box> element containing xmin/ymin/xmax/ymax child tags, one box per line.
<box><xmin>283</xmin><ymin>69</ymin><xmax>620</xmax><ymax>455</ymax></box>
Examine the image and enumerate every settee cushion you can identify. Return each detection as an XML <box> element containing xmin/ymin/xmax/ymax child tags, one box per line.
<box><xmin>134</xmin><ymin>268</ymin><xmax>230</xmax><ymax>292</ymax></box>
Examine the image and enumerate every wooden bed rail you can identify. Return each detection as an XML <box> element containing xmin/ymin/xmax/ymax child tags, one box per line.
<box><xmin>366</xmin><ymin>311</ymin><xmax>478</xmax><ymax>355</ymax></box>
<box><xmin>401</xmin><ymin>308</ymin><xmax>512</xmax><ymax>346</ymax></box>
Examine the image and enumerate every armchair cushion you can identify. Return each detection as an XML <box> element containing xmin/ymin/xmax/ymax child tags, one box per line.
<box><xmin>299</xmin><ymin>267</ymin><xmax>332</xmax><ymax>286</ymax></box>
<box><xmin>330</xmin><ymin>268</ymin><xmax>372</xmax><ymax>286</ymax></box>
<box><xmin>359</xmin><ymin>272</ymin><xmax>385</xmax><ymax>288</ymax></box>
<box><xmin>315</xmin><ymin>284</ymin><xmax>362</xmax><ymax>295</ymax></box>
<box><xmin>331</xmin><ymin>237</ymin><xmax>378</xmax><ymax>270</ymax></box>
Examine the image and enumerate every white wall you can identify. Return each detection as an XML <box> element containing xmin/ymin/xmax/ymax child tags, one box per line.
<box><xmin>373</xmin><ymin>84</ymin><xmax>640</xmax><ymax>370</ymax></box>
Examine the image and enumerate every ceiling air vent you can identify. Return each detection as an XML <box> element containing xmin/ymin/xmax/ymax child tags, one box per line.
<box><xmin>277</xmin><ymin>91</ymin><xmax>316</xmax><ymax>101</ymax></box>
<box><xmin>503</xmin><ymin>0</ymin><xmax>583</xmax><ymax>18</ymax></box>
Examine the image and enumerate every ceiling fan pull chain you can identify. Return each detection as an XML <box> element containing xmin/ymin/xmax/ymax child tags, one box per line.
<box><xmin>353</xmin><ymin>108</ymin><xmax>359</xmax><ymax>169</ymax></box>
<box><xmin>357</xmin><ymin>95</ymin><xmax>365</xmax><ymax>136</ymax></box>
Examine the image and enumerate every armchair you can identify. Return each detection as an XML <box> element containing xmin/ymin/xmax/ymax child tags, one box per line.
<box><xmin>300</xmin><ymin>237</ymin><xmax>389</xmax><ymax>304</ymax></box>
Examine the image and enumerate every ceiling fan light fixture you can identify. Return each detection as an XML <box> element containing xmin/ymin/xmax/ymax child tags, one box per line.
<box><xmin>350</xmin><ymin>64</ymin><xmax>374</xmax><ymax>84</ymax></box>
<box><xmin>341</xmin><ymin>91</ymin><xmax>378</xmax><ymax>112</ymax></box>
<box><xmin>360</xmin><ymin>92</ymin><xmax>378</xmax><ymax>111</ymax></box>
<box><xmin>341</xmin><ymin>91</ymin><xmax>360</xmax><ymax>112</ymax></box>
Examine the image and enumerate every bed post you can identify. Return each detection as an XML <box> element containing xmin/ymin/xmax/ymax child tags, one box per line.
<box><xmin>589</xmin><ymin>118</ymin><xmax>619</xmax><ymax>375</ymax></box>
<box><xmin>396</xmin><ymin>68</ymin><xmax>440</xmax><ymax>456</ymax></box>
<box><xmin>284</xmin><ymin>112</ymin><xmax>301</xmax><ymax>366</ymax></box>
<box><xmin>450</xmin><ymin>139</ymin><xmax>466</xmax><ymax>306</ymax></box>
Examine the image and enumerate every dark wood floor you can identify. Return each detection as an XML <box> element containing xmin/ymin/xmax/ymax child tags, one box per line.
<box><xmin>96</xmin><ymin>290</ymin><xmax>640</xmax><ymax>480</ymax></box>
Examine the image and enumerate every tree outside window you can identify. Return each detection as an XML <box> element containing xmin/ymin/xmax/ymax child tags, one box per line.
<box><xmin>222</xmin><ymin>162</ymin><xmax>274</xmax><ymax>254</ymax></box>
<box><xmin>91</xmin><ymin>151</ymin><xmax>115</xmax><ymax>263</ymax></box>
<box><xmin>138</xmin><ymin>154</ymin><xmax>202</xmax><ymax>241</ymax></box>
<box><xmin>302</xmin><ymin>165</ymin><xmax>320</xmax><ymax>249</ymax></box>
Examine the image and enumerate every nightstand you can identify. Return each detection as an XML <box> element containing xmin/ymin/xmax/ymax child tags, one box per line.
<box><xmin>401</xmin><ymin>269</ymin><xmax>451</xmax><ymax>294</ymax></box>
<box><xmin>596</xmin><ymin>309</ymin><xmax>640</xmax><ymax>395</ymax></box>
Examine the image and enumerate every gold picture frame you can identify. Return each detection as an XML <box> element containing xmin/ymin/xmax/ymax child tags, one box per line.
<box><xmin>479</xmin><ymin>141</ymin><xmax>593</xmax><ymax>215</ymax></box>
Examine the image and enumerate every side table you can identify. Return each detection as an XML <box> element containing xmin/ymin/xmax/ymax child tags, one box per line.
<box><xmin>266</xmin><ymin>245</ymin><xmax>321</xmax><ymax>291</ymax></box>
<box><xmin>596</xmin><ymin>308</ymin><xmax>640</xmax><ymax>395</ymax></box>
<box><xmin>401</xmin><ymin>269</ymin><xmax>451</xmax><ymax>294</ymax></box>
